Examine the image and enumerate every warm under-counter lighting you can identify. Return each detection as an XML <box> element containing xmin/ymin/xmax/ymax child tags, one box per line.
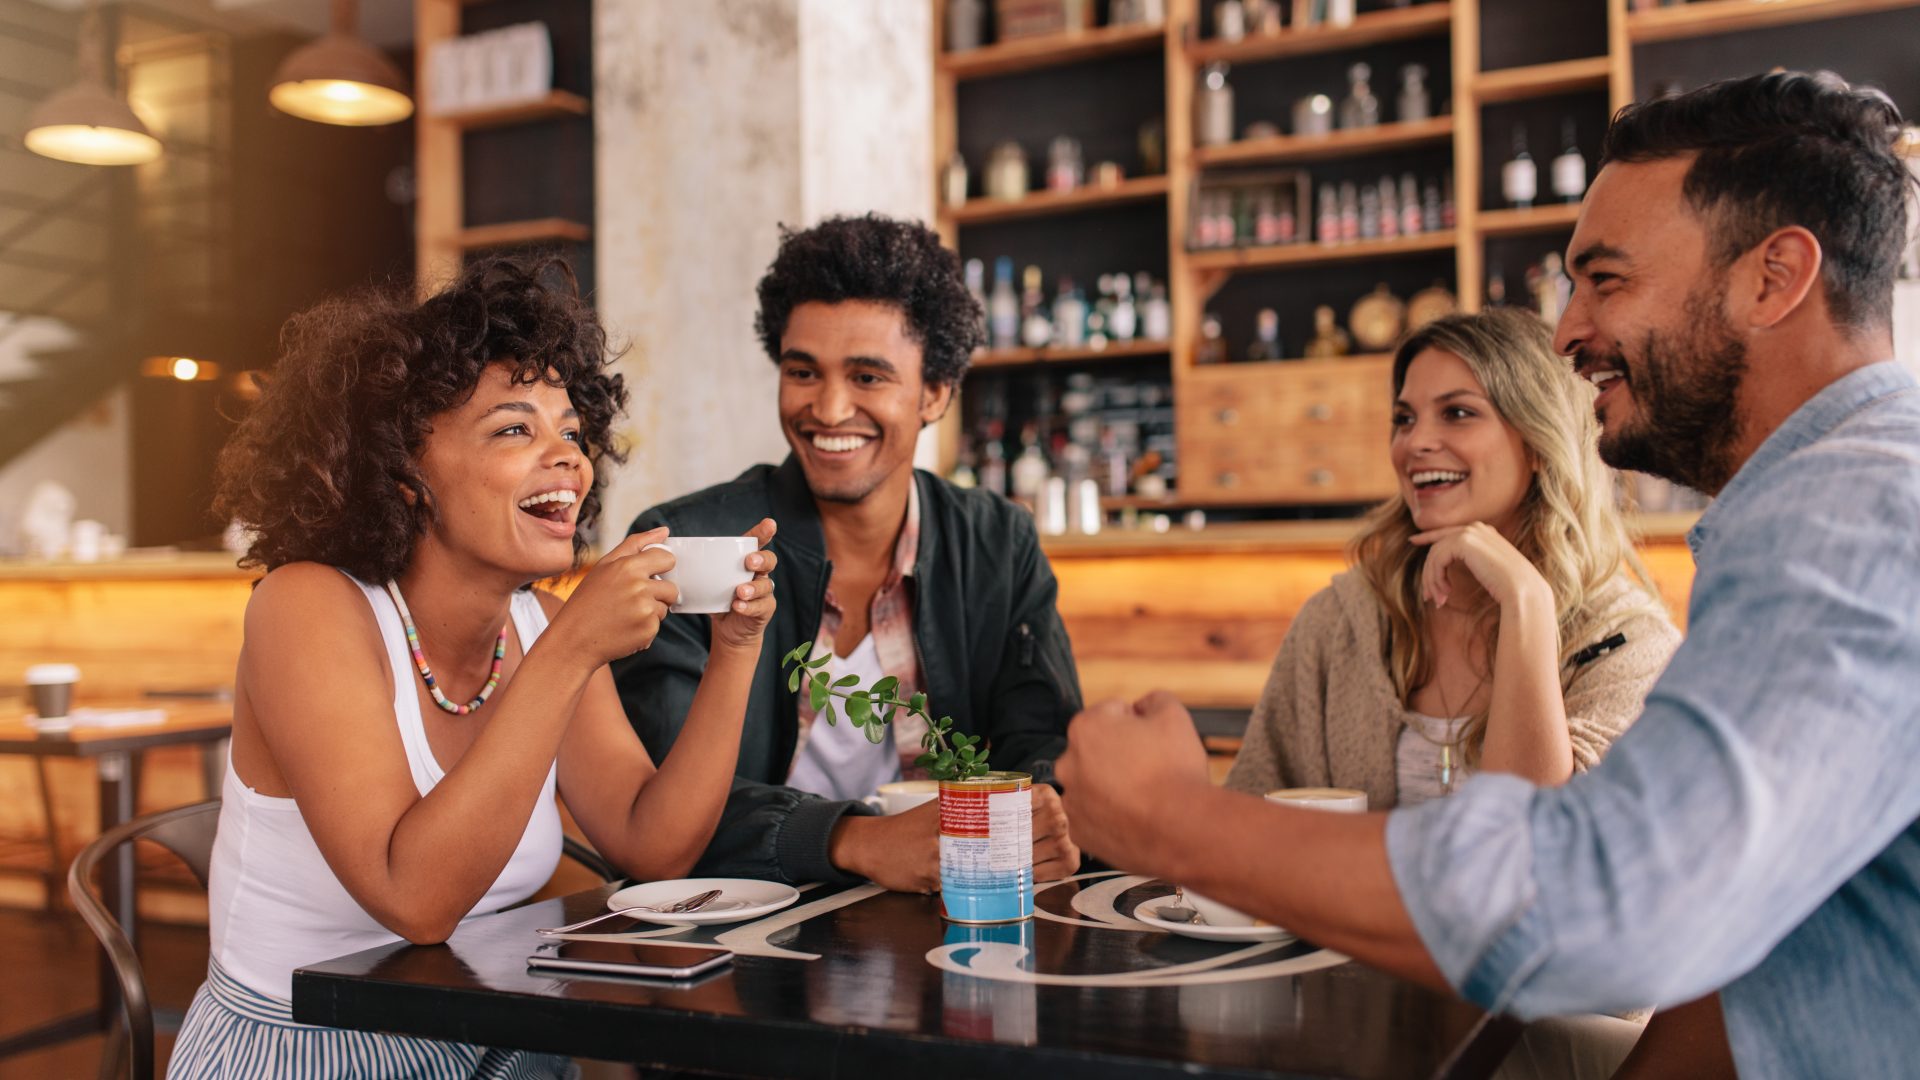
<box><xmin>24</xmin><ymin>3</ymin><xmax>161</xmax><ymax>166</ymax></box>
<box><xmin>269</xmin><ymin>0</ymin><xmax>412</xmax><ymax>126</ymax></box>
<box><xmin>142</xmin><ymin>356</ymin><xmax>220</xmax><ymax>382</ymax></box>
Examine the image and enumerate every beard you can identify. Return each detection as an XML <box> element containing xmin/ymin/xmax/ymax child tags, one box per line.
<box><xmin>1591</xmin><ymin>279</ymin><xmax>1749</xmax><ymax>495</ymax></box>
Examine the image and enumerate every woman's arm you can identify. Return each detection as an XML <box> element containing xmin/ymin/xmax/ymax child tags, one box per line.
<box><xmin>1415</xmin><ymin>523</ymin><xmax>1572</xmax><ymax>785</ymax></box>
<box><xmin>247</xmin><ymin>540</ymin><xmax>676</xmax><ymax>943</ymax></box>
<box><xmin>557</xmin><ymin>519</ymin><xmax>778</xmax><ymax>881</ymax></box>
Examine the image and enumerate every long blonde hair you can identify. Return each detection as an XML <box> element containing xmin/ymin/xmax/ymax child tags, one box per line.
<box><xmin>1351</xmin><ymin>308</ymin><xmax>1658</xmax><ymax>762</ymax></box>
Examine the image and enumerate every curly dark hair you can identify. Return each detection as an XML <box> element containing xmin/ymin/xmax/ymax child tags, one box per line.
<box><xmin>1603</xmin><ymin>70</ymin><xmax>1915</xmax><ymax>329</ymax></box>
<box><xmin>754</xmin><ymin>213</ymin><xmax>984</xmax><ymax>387</ymax></box>
<box><xmin>213</xmin><ymin>255</ymin><xmax>628</xmax><ymax>584</ymax></box>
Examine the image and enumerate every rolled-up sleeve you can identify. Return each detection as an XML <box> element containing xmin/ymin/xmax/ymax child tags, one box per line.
<box><xmin>1387</xmin><ymin>441</ymin><xmax>1920</xmax><ymax>1020</ymax></box>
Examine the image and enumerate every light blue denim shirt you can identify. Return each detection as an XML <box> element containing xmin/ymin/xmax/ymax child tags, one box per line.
<box><xmin>1386</xmin><ymin>361</ymin><xmax>1920</xmax><ymax>1077</ymax></box>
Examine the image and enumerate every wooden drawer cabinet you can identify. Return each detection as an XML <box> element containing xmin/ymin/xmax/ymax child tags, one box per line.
<box><xmin>1176</xmin><ymin>357</ymin><xmax>1396</xmax><ymax>505</ymax></box>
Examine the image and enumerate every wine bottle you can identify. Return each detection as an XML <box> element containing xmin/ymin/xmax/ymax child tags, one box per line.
<box><xmin>1502</xmin><ymin>125</ymin><xmax>1537</xmax><ymax>211</ymax></box>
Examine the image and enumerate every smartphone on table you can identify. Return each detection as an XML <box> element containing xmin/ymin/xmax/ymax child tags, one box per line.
<box><xmin>527</xmin><ymin>941</ymin><xmax>732</xmax><ymax>980</ymax></box>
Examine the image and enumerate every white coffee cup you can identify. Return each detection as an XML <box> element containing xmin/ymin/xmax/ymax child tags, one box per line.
<box><xmin>863</xmin><ymin>779</ymin><xmax>939</xmax><ymax>815</ymax></box>
<box><xmin>643</xmin><ymin>536</ymin><xmax>757</xmax><ymax>614</ymax></box>
<box><xmin>26</xmin><ymin>663</ymin><xmax>79</xmax><ymax>731</ymax></box>
<box><xmin>1264</xmin><ymin>787</ymin><xmax>1369</xmax><ymax>814</ymax></box>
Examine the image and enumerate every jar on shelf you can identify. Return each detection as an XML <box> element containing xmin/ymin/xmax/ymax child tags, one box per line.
<box><xmin>985</xmin><ymin>141</ymin><xmax>1030</xmax><ymax>201</ymax></box>
<box><xmin>1196</xmin><ymin>63</ymin><xmax>1234</xmax><ymax>148</ymax></box>
<box><xmin>1046</xmin><ymin>136</ymin><xmax>1084</xmax><ymax>193</ymax></box>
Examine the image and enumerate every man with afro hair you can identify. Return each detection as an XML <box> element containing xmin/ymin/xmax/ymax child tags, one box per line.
<box><xmin>613</xmin><ymin>214</ymin><xmax>1082</xmax><ymax>891</ymax></box>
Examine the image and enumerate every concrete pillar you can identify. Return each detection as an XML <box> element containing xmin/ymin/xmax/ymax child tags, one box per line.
<box><xmin>593</xmin><ymin>0</ymin><xmax>933</xmax><ymax>547</ymax></box>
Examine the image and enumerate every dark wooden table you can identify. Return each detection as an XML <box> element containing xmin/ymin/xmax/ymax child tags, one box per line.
<box><xmin>0</xmin><ymin>701</ymin><xmax>231</xmax><ymax>1064</ymax></box>
<box><xmin>295</xmin><ymin>875</ymin><xmax>1520</xmax><ymax>1079</ymax></box>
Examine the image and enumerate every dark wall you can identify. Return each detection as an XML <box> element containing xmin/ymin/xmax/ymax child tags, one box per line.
<box><xmin>130</xmin><ymin>31</ymin><xmax>413</xmax><ymax>547</ymax></box>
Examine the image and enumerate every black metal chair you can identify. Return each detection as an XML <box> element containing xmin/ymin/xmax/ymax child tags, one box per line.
<box><xmin>68</xmin><ymin>799</ymin><xmax>620</xmax><ymax>1079</ymax></box>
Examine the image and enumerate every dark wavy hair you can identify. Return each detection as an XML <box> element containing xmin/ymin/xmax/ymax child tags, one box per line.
<box><xmin>1602</xmin><ymin>70</ymin><xmax>1915</xmax><ymax>329</ymax></box>
<box><xmin>753</xmin><ymin>213</ymin><xmax>985</xmax><ymax>387</ymax></box>
<box><xmin>214</xmin><ymin>255</ymin><xmax>628</xmax><ymax>583</ymax></box>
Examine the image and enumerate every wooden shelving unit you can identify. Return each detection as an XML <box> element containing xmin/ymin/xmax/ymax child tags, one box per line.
<box><xmin>1193</xmin><ymin>116</ymin><xmax>1453</xmax><ymax>167</ymax></box>
<box><xmin>429</xmin><ymin>90</ymin><xmax>589</xmax><ymax>131</ymax></box>
<box><xmin>456</xmin><ymin>218</ymin><xmax>592</xmax><ymax>251</ymax></box>
<box><xmin>1472</xmin><ymin>57</ymin><xmax>1611</xmax><ymax>104</ymax></box>
<box><xmin>930</xmin><ymin>0</ymin><xmax>1919</xmax><ymax>508</ymax></box>
<box><xmin>940</xmin><ymin>21</ymin><xmax>1164</xmax><ymax>80</ymax></box>
<box><xmin>1475</xmin><ymin>203</ymin><xmax>1584</xmax><ymax>237</ymax></box>
<box><xmin>1185</xmin><ymin>3</ymin><xmax>1452</xmax><ymax>65</ymax></box>
<box><xmin>414</xmin><ymin>1</ymin><xmax>592</xmax><ymax>290</ymax></box>
<box><xmin>943</xmin><ymin>175</ymin><xmax>1169</xmax><ymax>226</ymax></box>
<box><xmin>1187</xmin><ymin>231</ymin><xmax>1458</xmax><ymax>273</ymax></box>
<box><xmin>972</xmin><ymin>340</ymin><xmax>1171</xmax><ymax>369</ymax></box>
<box><xmin>1625</xmin><ymin>0</ymin><xmax>1920</xmax><ymax>44</ymax></box>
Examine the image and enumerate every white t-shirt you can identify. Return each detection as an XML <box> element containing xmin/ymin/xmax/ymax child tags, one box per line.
<box><xmin>786</xmin><ymin>633</ymin><xmax>902</xmax><ymax>802</ymax></box>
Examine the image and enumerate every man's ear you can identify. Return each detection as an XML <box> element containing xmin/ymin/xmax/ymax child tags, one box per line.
<box><xmin>920</xmin><ymin>379</ymin><xmax>956</xmax><ymax>426</ymax></box>
<box><xmin>1742</xmin><ymin>225</ymin><xmax>1822</xmax><ymax>331</ymax></box>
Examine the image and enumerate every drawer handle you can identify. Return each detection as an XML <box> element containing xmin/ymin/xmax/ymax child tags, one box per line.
<box><xmin>1306</xmin><ymin>403</ymin><xmax>1332</xmax><ymax>422</ymax></box>
<box><xmin>1217</xmin><ymin>471</ymin><xmax>1240</xmax><ymax>488</ymax></box>
<box><xmin>1216</xmin><ymin>407</ymin><xmax>1239</xmax><ymax>425</ymax></box>
<box><xmin>1309</xmin><ymin>468</ymin><xmax>1334</xmax><ymax>487</ymax></box>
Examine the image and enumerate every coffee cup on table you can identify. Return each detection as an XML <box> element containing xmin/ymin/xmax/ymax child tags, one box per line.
<box><xmin>641</xmin><ymin>536</ymin><xmax>757</xmax><ymax>614</ymax></box>
<box><xmin>863</xmin><ymin>779</ymin><xmax>939</xmax><ymax>815</ymax></box>
<box><xmin>26</xmin><ymin>664</ymin><xmax>79</xmax><ymax>733</ymax></box>
<box><xmin>1264</xmin><ymin>787</ymin><xmax>1368</xmax><ymax>813</ymax></box>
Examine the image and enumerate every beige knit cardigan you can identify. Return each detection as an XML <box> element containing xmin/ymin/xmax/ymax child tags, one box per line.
<box><xmin>1225</xmin><ymin>567</ymin><xmax>1682</xmax><ymax>808</ymax></box>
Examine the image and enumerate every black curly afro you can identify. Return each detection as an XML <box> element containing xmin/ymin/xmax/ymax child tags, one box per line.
<box><xmin>753</xmin><ymin>213</ymin><xmax>984</xmax><ymax>388</ymax></box>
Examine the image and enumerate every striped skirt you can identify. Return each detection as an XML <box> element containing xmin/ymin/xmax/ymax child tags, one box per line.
<box><xmin>168</xmin><ymin>957</ymin><xmax>576</xmax><ymax>1079</ymax></box>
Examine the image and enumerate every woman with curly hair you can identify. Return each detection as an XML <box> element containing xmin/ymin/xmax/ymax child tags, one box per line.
<box><xmin>169</xmin><ymin>256</ymin><xmax>776</xmax><ymax>1079</ymax></box>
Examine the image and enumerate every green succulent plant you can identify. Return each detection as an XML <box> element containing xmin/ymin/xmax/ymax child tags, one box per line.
<box><xmin>782</xmin><ymin>640</ymin><xmax>990</xmax><ymax>781</ymax></box>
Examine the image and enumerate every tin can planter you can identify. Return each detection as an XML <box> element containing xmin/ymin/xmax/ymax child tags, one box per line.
<box><xmin>938</xmin><ymin>771</ymin><xmax>1034</xmax><ymax>923</ymax></box>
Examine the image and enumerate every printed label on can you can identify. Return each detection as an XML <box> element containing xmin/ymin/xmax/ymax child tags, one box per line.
<box><xmin>939</xmin><ymin>774</ymin><xmax>1033</xmax><ymax>923</ymax></box>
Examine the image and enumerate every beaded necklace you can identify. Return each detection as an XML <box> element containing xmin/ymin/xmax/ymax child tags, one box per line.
<box><xmin>384</xmin><ymin>581</ymin><xmax>506</xmax><ymax>715</ymax></box>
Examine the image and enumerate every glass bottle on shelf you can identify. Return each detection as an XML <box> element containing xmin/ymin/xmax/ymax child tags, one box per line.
<box><xmin>1422</xmin><ymin>178</ymin><xmax>1442</xmax><ymax>232</ymax></box>
<box><xmin>1142</xmin><ymin>281</ymin><xmax>1172</xmax><ymax>341</ymax></box>
<box><xmin>1486</xmin><ymin>263</ymin><xmax>1508</xmax><ymax>306</ymax></box>
<box><xmin>1046</xmin><ymin>136</ymin><xmax>1083</xmax><ymax>193</ymax></box>
<box><xmin>1502</xmin><ymin>125</ymin><xmax>1538</xmax><ymax>210</ymax></box>
<box><xmin>1378</xmin><ymin>176</ymin><xmax>1399</xmax><ymax>239</ymax></box>
<box><xmin>1020</xmin><ymin>265</ymin><xmax>1052</xmax><ymax>349</ymax></box>
<box><xmin>1327</xmin><ymin>0</ymin><xmax>1356</xmax><ymax>27</ymax></box>
<box><xmin>979</xmin><ymin>420</ymin><xmax>1009</xmax><ymax>497</ymax></box>
<box><xmin>986</xmin><ymin>141</ymin><xmax>1029</xmax><ymax>201</ymax></box>
<box><xmin>1398</xmin><ymin>64</ymin><xmax>1430</xmax><ymax>123</ymax></box>
<box><xmin>1277</xmin><ymin>198</ymin><xmax>1297</xmax><ymax>244</ymax></box>
<box><xmin>947</xmin><ymin>0</ymin><xmax>985</xmax><ymax>52</ymax></box>
<box><xmin>1011</xmin><ymin>423</ymin><xmax>1050</xmax><ymax>503</ymax></box>
<box><xmin>1247</xmin><ymin>308</ymin><xmax>1282</xmax><ymax>362</ymax></box>
<box><xmin>942</xmin><ymin>151</ymin><xmax>969</xmax><ymax>209</ymax></box>
<box><xmin>1053</xmin><ymin>276</ymin><xmax>1087</xmax><ymax>348</ymax></box>
<box><xmin>1552</xmin><ymin>118</ymin><xmax>1587</xmax><ymax>204</ymax></box>
<box><xmin>989</xmin><ymin>257</ymin><xmax>1019</xmax><ymax>350</ymax></box>
<box><xmin>1359</xmin><ymin>182</ymin><xmax>1381</xmax><ymax>239</ymax></box>
<box><xmin>1099</xmin><ymin>427</ymin><xmax>1130</xmax><ymax>498</ymax></box>
<box><xmin>1214</xmin><ymin>0</ymin><xmax>1246</xmax><ymax>41</ymax></box>
<box><xmin>1400</xmin><ymin>174</ymin><xmax>1423</xmax><ymax>235</ymax></box>
<box><xmin>1196</xmin><ymin>313</ymin><xmax>1228</xmax><ymax>364</ymax></box>
<box><xmin>1317</xmin><ymin>185</ymin><xmax>1340</xmax><ymax>245</ymax></box>
<box><xmin>1340</xmin><ymin>63</ymin><xmax>1380</xmax><ymax>130</ymax></box>
<box><xmin>1247</xmin><ymin>0</ymin><xmax>1281</xmax><ymax>33</ymax></box>
<box><xmin>1339</xmin><ymin>181</ymin><xmax>1360</xmax><ymax>242</ymax></box>
<box><xmin>1535</xmin><ymin>252</ymin><xmax>1572</xmax><ymax>321</ymax></box>
<box><xmin>1109</xmin><ymin>274</ymin><xmax>1138</xmax><ymax>343</ymax></box>
<box><xmin>1196</xmin><ymin>63</ymin><xmax>1235</xmax><ymax>148</ymax></box>
<box><xmin>1255</xmin><ymin>189</ymin><xmax>1280</xmax><ymax>245</ymax></box>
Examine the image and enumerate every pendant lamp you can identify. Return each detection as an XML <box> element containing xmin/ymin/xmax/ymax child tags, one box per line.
<box><xmin>268</xmin><ymin>0</ymin><xmax>412</xmax><ymax>126</ymax></box>
<box><xmin>23</xmin><ymin>1</ymin><xmax>161</xmax><ymax>167</ymax></box>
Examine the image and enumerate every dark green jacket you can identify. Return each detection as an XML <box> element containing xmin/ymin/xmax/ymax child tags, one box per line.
<box><xmin>611</xmin><ymin>456</ymin><xmax>1082</xmax><ymax>885</ymax></box>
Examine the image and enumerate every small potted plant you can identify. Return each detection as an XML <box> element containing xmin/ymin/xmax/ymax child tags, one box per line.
<box><xmin>784</xmin><ymin>642</ymin><xmax>1034</xmax><ymax>923</ymax></box>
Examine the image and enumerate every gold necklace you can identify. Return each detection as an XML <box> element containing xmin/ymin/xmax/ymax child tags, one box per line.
<box><xmin>1404</xmin><ymin>674</ymin><xmax>1484</xmax><ymax>794</ymax></box>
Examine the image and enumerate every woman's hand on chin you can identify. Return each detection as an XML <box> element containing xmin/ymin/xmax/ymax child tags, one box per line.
<box><xmin>1411</xmin><ymin>522</ymin><xmax>1550</xmax><ymax>612</ymax></box>
<box><xmin>710</xmin><ymin>518</ymin><xmax>778</xmax><ymax>653</ymax></box>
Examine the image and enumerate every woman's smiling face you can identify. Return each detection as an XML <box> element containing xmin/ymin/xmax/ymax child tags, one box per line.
<box><xmin>1390</xmin><ymin>347</ymin><xmax>1534</xmax><ymax>538</ymax></box>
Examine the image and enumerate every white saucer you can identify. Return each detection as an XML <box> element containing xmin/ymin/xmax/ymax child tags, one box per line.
<box><xmin>1133</xmin><ymin>897</ymin><xmax>1297</xmax><ymax>944</ymax></box>
<box><xmin>606</xmin><ymin>878</ymin><xmax>799</xmax><ymax>926</ymax></box>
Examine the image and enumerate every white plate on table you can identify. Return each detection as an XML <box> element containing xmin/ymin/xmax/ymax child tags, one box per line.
<box><xmin>1133</xmin><ymin>897</ymin><xmax>1297</xmax><ymax>944</ymax></box>
<box><xmin>606</xmin><ymin>878</ymin><xmax>799</xmax><ymax>926</ymax></box>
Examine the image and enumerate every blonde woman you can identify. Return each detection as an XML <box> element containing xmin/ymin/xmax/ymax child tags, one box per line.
<box><xmin>1227</xmin><ymin>307</ymin><xmax>1680</xmax><ymax>808</ymax></box>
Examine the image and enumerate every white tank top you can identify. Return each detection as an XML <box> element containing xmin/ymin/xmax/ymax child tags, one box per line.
<box><xmin>207</xmin><ymin>575</ymin><xmax>562</xmax><ymax>1001</ymax></box>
